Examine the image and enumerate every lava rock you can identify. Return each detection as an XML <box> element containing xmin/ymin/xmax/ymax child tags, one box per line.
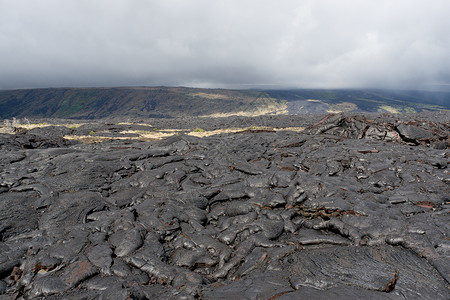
<box><xmin>0</xmin><ymin>112</ymin><xmax>449</xmax><ymax>298</ymax></box>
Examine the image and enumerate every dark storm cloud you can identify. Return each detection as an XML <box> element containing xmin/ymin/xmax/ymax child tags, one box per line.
<box><xmin>1</xmin><ymin>0</ymin><xmax>450</xmax><ymax>90</ymax></box>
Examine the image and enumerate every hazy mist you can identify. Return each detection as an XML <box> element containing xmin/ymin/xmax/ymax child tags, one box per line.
<box><xmin>1</xmin><ymin>0</ymin><xmax>449</xmax><ymax>91</ymax></box>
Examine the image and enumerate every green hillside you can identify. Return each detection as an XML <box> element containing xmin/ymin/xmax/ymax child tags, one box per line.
<box><xmin>265</xmin><ymin>89</ymin><xmax>449</xmax><ymax>114</ymax></box>
<box><xmin>0</xmin><ymin>87</ymin><xmax>448</xmax><ymax>119</ymax></box>
<box><xmin>0</xmin><ymin>87</ymin><xmax>285</xmax><ymax>119</ymax></box>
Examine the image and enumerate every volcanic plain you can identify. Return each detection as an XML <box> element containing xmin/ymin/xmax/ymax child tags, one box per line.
<box><xmin>0</xmin><ymin>111</ymin><xmax>449</xmax><ymax>299</ymax></box>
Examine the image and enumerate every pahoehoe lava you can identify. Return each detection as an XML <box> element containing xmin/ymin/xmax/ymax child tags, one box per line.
<box><xmin>0</xmin><ymin>112</ymin><xmax>449</xmax><ymax>299</ymax></box>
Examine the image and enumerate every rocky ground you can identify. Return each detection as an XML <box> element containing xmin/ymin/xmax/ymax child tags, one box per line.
<box><xmin>0</xmin><ymin>112</ymin><xmax>449</xmax><ymax>299</ymax></box>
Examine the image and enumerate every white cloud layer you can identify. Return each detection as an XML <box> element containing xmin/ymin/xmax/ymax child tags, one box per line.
<box><xmin>1</xmin><ymin>0</ymin><xmax>449</xmax><ymax>90</ymax></box>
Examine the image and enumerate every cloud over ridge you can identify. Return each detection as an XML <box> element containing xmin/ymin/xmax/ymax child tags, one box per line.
<box><xmin>1</xmin><ymin>0</ymin><xmax>449</xmax><ymax>90</ymax></box>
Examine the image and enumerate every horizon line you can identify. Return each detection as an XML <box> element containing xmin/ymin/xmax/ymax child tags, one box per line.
<box><xmin>1</xmin><ymin>85</ymin><xmax>450</xmax><ymax>93</ymax></box>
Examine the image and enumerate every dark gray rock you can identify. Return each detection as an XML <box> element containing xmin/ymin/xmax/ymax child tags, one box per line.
<box><xmin>0</xmin><ymin>281</ymin><xmax>6</xmax><ymax>294</ymax></box>
<box><xmin>396</xmin><ymin>123</ymin><xmax>433</xmax><ymax>141</ymax></box>
<box><xmin>202</xmin><ymin>271</ymin><xmax>293</xmax><ymax>300</ymax></box>
<box><xmin>62</xmin><ymin>260</ymin><xmax>99</xmax><ymax>288</ymax></box>
<box><xmin>109</xmin><ymin>227</ymin><xmax>143</xmax><ymax>257</ymax></box>
<box><xmin>84</xmin><ymin>275</ymin><xmax>121</xmax><ymax>291</ymax></box>
<box><xmin>98</xmin><ymin>285</ymin><xmax>129</xmax><ymax>300</ymax></box>
<box><xmin>111</xmin><ymin>258</ymin><xmax>133</xmax><ymax>278</ymax></box>
<box><xmin>86</xmin><ymin>244</ymin><xmax>113</xmax><ymax>274</ymax></box>
<box><xmin>276</xmin><ymin>286</ymin><xmax>400</xmax><ymax>300</ymax></box>
<box><xmin>28</xmin><ymin>276</ymin><xmax>68</xmax><ymax>298</ymax></box>
<box><xmin>0</xmin><ymin>112</ymin><xmax>448</xmax><ymax>298</ymax></box>
<box><xmin>287</xmin><ymin>246</ymin><xmax>397</xmax><ymax>291</ymax></box>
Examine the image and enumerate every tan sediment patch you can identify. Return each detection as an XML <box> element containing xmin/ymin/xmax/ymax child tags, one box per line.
<box><xmin>190</xmin><ymin>92</ymin><xmax>230</xmax><ymax>100</ymax></box>
<box><xmin>187</xmin><ymin>128</ymin><xmax>247</xmax><ymax>137</ymax></box>
<box><xmin>16</xmin><ymin>123</ymin><xmax>53</xmax><ymax>130</ymax></box>
<box><xmin>25</xmin><ymin>123</ymin><xmax>86</xmax><ymax>129</ymax></box>
<box><xmin>275</xmin><ymin>127</ymin><xmax>305</xmax><ymax>132</ymax></box>
<box><xmin>163</xmin><ymin>129</ymin><xmax>185</xmax><ymax>133</ymax></box>
<box><xmin>64</xmin><ymin>123</ymin><xmax>86</xmax><ymax>129</ymax></box>
<box><xmin>187</xmin><ymin>126</ymin><xmax>305</xmax><ymax>137</ymax></box>
<box><xmin>63</xmin><ymin>134</ymin><xmax>164</xmax><ymax>144</ymax></box>
<box><xmin>117</xmin><ymin>122</ymin><xmax>153</xmax><ymax>127</ymax></box>
<box><xmin>0</xmin><ymin>123</ymin><xmax>86</xmax><ymax>133</ymax></box>
<box><xmin>0</xmin><ymin>126</ymin><xmax>15</xmax><ymax>134</ymax></box>
<box><xmin>327</xmin><ymin>102</ymin><xmax>358</xmax><ymax>113</ymax></box>
<box><xmin>5</xmin><ymin>121</ymin><xmax>304</xmax><ymax>143</ymax></box>
<box><xmin>199</xmin><ymin>102</ymin><xmax>288</xmax><ymax>118</ymax></box>
<box><xmin>121</xmin><ymin>130</ymin><xmax>182</xmax><ymax>139</ymax></box>
<box><xmin>2</xmin><ymin>123</ymin><xmax>87</xmax><ymax>130</ymax></box>
<box><xmin>64</xmin><ymin>135</ymin><xmax>131</xmax><ymax>144</ymax></box>
<box><xmin>63</xmin><ymin>129</ymin><xmax>179</xmax><ymax>143</ymax></box>
<box><xmin>379</xmin><ymin>105</ymin><xmax>400</xmax><ymax>114</ymax></box>
<box><xmin>307</xmin><ymin>99</ymin><xmax>323</xmax><ymax>103</ymax></box>
<box><xmin>15</xmin><ymin>124</ymin><xmax>306</xmax><ymax>142</ymax></box>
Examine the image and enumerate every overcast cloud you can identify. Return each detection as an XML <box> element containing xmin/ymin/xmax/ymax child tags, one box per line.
<box><xmin>1</xmin><ymin>0</ymin><xmax>450</xmax><ymax>90</ymax></box>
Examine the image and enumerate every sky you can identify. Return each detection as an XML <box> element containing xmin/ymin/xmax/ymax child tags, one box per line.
<box><xmin>1</xmin><ymin>0</ymin><xmax>450</xmax><ymax>91</ymax></box>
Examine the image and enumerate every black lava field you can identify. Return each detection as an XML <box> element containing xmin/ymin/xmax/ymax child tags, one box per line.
<box><xmin>0</xmin><ymin>112</ymin><xmax>449</xmax><ymax>299</ymax></box>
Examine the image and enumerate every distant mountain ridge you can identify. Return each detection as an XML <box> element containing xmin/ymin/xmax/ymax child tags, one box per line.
<box><xmin>0</xmin><ymin>86</ymin><xmax>448</xmax><ymax>119</ymax></box>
